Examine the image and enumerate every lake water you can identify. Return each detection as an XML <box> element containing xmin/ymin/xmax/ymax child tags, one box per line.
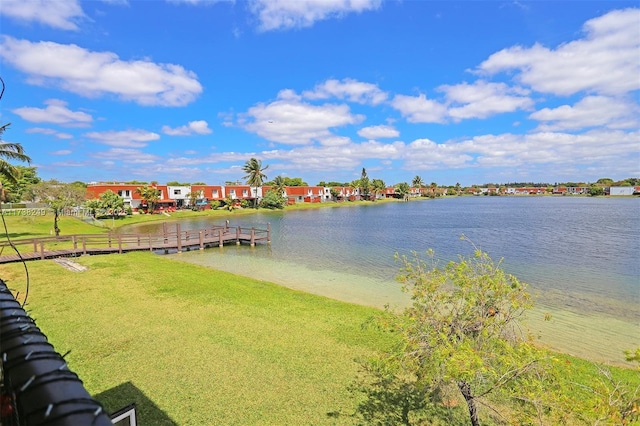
<box><xmin>127</xmin><ymin>197</ymin><xmax>640</xmax><ymax>365</ymax></box>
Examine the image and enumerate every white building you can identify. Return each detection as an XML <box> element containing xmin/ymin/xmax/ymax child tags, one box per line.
<box><xmin>609</xmin><ymin>186</ymin><xmax>634</xmax><ymax>196</ymax></box>
<box><xmin>167</xmin><ymin>186</ymin><xmax>192</xmax><ymax>208</ymax></box>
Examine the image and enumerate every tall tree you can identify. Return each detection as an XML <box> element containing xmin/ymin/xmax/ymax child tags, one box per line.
<box><xmin>31</xmin><ymin>180</ymin><xmax>86</xmax><ymax>236</ymax></box>
<box><xmin>135</xmin><ymin>186</ymin><xmax>161</xmax><ymax>213</ymax></box>
<box><xmin>99</xmin><ymin>190</ymin><xmax>124</xmax><ymax>226</ymax></box>
<box><xmin>242</xmin><ymin>158</ymin><xmax>268</xmax><ymax>208</ymax></box>
<box><xmin>455</xmin><ymin>182</ymin><xmax>462</xmax><ymax>196</ymax></box>
<box><xmin>270</xmin><ymin>175</ymin><xmax>287</xmax><ymax>198</ymax></box>
<box><xmin>187</xmin><ymin>190</ymin><xmax>201</xmax><ymax>210</ymax></box>
<box><xmin>349</xmin><ymin>180</ymin><xmax>361</xmax><ymax>200</ymax></box>
<box><xmin>0</xmin><ymin>165</ymin><xmax>40</xmax><ymax>202</ymax></box>
<box><xmin>360</xmin><ymin>168</ymin><xmax>371</xmax><ymax>200</ymax></box>
<box><xmin>412</xmin><ymin>175</ymin><xmax>424</xmax><ymax>189</ymax></box>
<box><xmin>0</xmin><ymin>123</ymin><xmax>31</xmax><ymax>200</ymax></box>
<box><xmin>371</xmin><ymin>178</ymin><xmax>386</xmax><ymax>201</ymax></box>
<box><xmin>394</xmin><ymin>182</ymin><xmax>410</xmax><ymax>202</ymax></box>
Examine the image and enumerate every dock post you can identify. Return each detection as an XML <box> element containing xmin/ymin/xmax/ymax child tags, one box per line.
<box><xmin>218</xmin><ymin>230</ymin><xmax>223</xmax><ymax>247</ymax></box>
<box><xmin>72</xmin><ymin>235</ymin><xmax>77</xmax><ymax>250</ymax></box>
<box><xmin>40</xmin><ymin>242</ymin><xmax>45</xmax><ymax>260</ymax></box>
<box><xmin>176</xmin><ymin>223</ymin><xmax>182</xmax><ymax>253</ymax></box>
<box><xmin>236</xmin><ymin>226</ymin><xmax>241</xmax><ymax>245</ymax></box>
<box><xmin>250</xmin><ymin>228</ymin><xmax>255</xmax><ymax>246</ymax></box>
<box><xmin>108</xmin><ymin>235</ymin><xmax>112</xmax><ymax>248</ymax></box>
<box><xmin>82</xmin><ymin>237</ymin><xmax>87</xmax><ymax>255</ymax></box>
<box><xmin>137</xmin><ymin>236</ymin><xmax>141</xmax><ymax>247</ymax></box>
<box><xmin>149</xmin><ymin>235</ymin><xmax>153</xmax><ymax>251</ymax></box>
<box><xmin>118</xmin><ymin>236</ymin><xmax>122</xmax><ymax>254</ymax></box>
<box><xmin>163</xmin><ymin>222</ymin><xmax>168</xmax><ymax>244</ymax></box>
<box><xmin>199</xmin><ymin>231</ymin><xmax>204</xmax><ymax>250</ymax></box>
<box><xmin>267</xmin><ymin>223</ymin><xmax>271</xmax><ymax>244</ymax></box>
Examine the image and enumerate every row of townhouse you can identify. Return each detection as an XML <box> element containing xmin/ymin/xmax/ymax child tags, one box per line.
<box><xmin>86</xmin><ymin>182</ymin><xmax>639</xmax><ymax>210</ymax></box>
<box><xmin>85</xmin><ymin>183</ymin><xmax>405</xmax><ymax>211</ymax></box>
<box><xmin>468</xmin><ymin>186</ymin><xmax>640</xmax><ymax>196</ymax></box>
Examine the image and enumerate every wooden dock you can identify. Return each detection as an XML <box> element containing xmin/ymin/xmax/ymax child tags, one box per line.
<box><xmin>0</xmin><ymin>223</ymin><xmax>270</xmax><ymax>264</ymax></box>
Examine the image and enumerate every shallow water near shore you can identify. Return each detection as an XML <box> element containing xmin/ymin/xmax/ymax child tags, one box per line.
<box><xmin>170</xmin><ymin>246</ymin><xmax>637</xmax><ymax>365</ymax></box>
<box><xmin>129</xmin><ymin>196</ymin><xmax>639</xmax><ymax>364</ymax></box>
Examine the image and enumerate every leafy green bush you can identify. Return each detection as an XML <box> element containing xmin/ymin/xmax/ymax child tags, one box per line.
<box><xmin>260</xmin><ymin>189</ymin><xmax>286</xmax><ymax>209</ymax></box>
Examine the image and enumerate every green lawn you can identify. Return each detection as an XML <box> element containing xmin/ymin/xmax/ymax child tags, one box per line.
<box><xmin>0</xmin><ymin>252</ymin><xmax>393</xmax><ymax>425</ymax></box>
<box><xmin>0</xmin><ymin>213</ymin><xmax>106</xmax><ymax>238</ymax></box>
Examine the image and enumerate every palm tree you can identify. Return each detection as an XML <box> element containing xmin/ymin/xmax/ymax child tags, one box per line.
<box><xmin>271</xmin><ymin>175</ymin><xmax>287</xmax><ymax>198</ymax></box>
<box><xmin>412</xmin><ymin>175</ymin><xmax>424</xmax><ymax>189</ymax></box>
<box><xmin>455</xmin><ymin>182</ymin><xmax>462</xmax><ymax>196</ymax></box>
<box><xmin>349</xmin><ymin>180</ymin><xmax>361</xmax><ymax>200</ymax></box>
<box><xmin>395</xmin><ymin>182</ymin><xmax>410</xmax><ymax>202</ymax></box>
<box><xmin>0</xmin><ymin>123</ymin><xmax>31</xmax><ymax>200</ymax></box>
<box><xmin>242</xmin><ymin>158</ymin><xmax>268</xmax><ymax>208</ymax></box>
<box><xmin>371</xmin><ymin>179</ymin><xmax>386</xmax><ymax>201</ymax></box>
<box><xmin>135</xmin><ymin>185</ymin><xmax>161</xmax><ymax>213</ymax></box>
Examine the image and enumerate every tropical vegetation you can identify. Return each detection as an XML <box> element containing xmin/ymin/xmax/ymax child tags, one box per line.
<box><xmin>0</xmin><ymin>123</ymin><xmax>31</xmax><ymax>200</ymax></box>
<box><xmin>242</xmin><ymin>157</ymin><xmax>268</xmax><ymax>208</ymax></box>
<box><xmin>134</xmin><ymin>185</ymin><xmax>161</xmax><ymax>213</ymax></box>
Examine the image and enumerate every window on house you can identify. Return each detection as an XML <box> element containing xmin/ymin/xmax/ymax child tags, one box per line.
<box><xmin>117</xmin><ymin>190</ymin><xmax>123</xmax><ymax>196</ymax></box>
<box><xmin>243</xmin><ymin>190</ymin><xmax>248</xmax><ymax>196</ymax></box>
<box><xmin>212</xmin><ymin>190</ymin><xmax>218</xmax><ymax>197</ymax></box>
<box><xmin>174</xmin><ymin>189</ymin><xmax>181</xmax><ymax>195</ymax></box>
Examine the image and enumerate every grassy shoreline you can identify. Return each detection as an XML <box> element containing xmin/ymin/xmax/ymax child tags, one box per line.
<box><xmin>1</xmin><ymin>251</ymin><xmax>638</xmax><ymax>424</ymax></box>
<box><xmin>1</xmin><ymin>252</ymin><xmax>396</xmax><ymax>424</ymax></box>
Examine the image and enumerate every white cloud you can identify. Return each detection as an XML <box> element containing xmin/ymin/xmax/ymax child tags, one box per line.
<box><xmin>440</xmin><ymin>81</ymin><xmax>533</xmax><ymax>120</ymax></box>
<box><xmin>0</xmin><ymin>0</ymin><xmax>86</xmax><ymax>30</ymax></box>
<box><xmin>420</xmin><ymin>130</ymin><xmax>640</xmax><ymax>173</ymax></box>
<box><xmin>162</xmin><ymin>120</ymin><xmax>213</xmax><ymax>136</ymax></box>
<box><xmin>390</xmin><ymin>93</ymin><xmax>447</xmax><ymax>123</ymax></box>
<box><xmin>317</xmin><ymin>135</ymin><xmax>352</xmax><ymax>147</ymax></box>
<box><xmin>256</xmin><ymin>140</ymin><xmax>404</xmax><ymax>173</ymax></box>
<box><xmin>0</xmin><ymin>37</ymin><xmax>203</xmax><ymax>107</ymax></box>
<box><xmin>530</xmin><ymin>96</ymin><xmax>640</xmax><ymax>131</ymax></box>
<box><xmin>477</xmin><ymin>8</ymin><xmax>640</xmax><ymax>96</ymax></box>
<box><xmin>403</xmin><ymin>138</ymin><xmax>474</xmax><ymax>169</ymax></box>
<box><xmin>303</xmin><ymin>78</ymin><xmax>388</xmax><ymax>105</ymax></box>
<box><xmin>92</xmin><ymin>148</ymin><xmax>160</xmax><ymax>164</ymax></box>
<box><xmin>166</xmin><ymin>0</ymin><xmax>233</xmax><ymax>4</ymax></box>
<box><xmin>12</xmin><ymin>99</ymin><xmax>93</xmax><ymax>125</ymax></box>
<box><xmin>84</xmin><ymin>130</ymin><xmax>160</xmax><ymax>148</ymax></box>
<box><xmin>249</xmin><ymin>0</ymin><xmax>382</xmax><ymax>31</ymax></box>
<box><xmin>241</xmin><ymin>89</ymin><xmax>364</xmax><ymax>145</ymax></box>
<box><xmin>25</xmin><ymin>127</ymin><xmax>73</xmax><ymax>139</ymax></box>
<box><xmin>357</xmin><ymin>125</ymin><xmax>399</xmax><ymax>139</ymax></box>
<box><xmin>51</xmin><ymin>150</ymin><xmax>73</xmax><ymax>155</ymax></box>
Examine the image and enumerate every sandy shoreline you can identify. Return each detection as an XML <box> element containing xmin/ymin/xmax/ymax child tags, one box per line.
<box><xmin>169</xmin><ymin>249</ymin><xmax>638</xmax><ymax>366</ymax></box>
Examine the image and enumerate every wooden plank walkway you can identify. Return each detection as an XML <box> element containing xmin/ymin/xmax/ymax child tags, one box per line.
<box><xmin>0</xmin><ymin>223</ymin><xmax>270</xmax><ymax>264</ymax></box>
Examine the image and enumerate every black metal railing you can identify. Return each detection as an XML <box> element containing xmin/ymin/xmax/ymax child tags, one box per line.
<box><xmin>0</xmin><ymin>279</ymin><xmax>112</xmax><ymax>425</ymax></box>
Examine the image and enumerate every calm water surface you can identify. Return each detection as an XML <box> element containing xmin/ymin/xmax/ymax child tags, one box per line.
<box><xmin>129</xmin><ymin>197</ymin><xmax>640</xmax><ymax>364</ymax></box>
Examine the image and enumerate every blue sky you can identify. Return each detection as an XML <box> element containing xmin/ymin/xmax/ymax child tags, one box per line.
<box><xmin>0</xmin><ymin>0</ymin><xmax>638</xmax><ymax>187</ymax></box>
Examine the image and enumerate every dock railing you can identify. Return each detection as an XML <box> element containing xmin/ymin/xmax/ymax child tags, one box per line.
<box><xmin>0</xmin><ymin>223</ymin><xmax>271</xmax><ymax>263</ymax></box>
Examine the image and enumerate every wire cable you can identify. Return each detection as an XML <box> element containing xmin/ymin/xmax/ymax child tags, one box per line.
<box><xmin>0</xmin><ymin>75</ymin><xmax>31</xmax><ymax>308</ymax></box>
